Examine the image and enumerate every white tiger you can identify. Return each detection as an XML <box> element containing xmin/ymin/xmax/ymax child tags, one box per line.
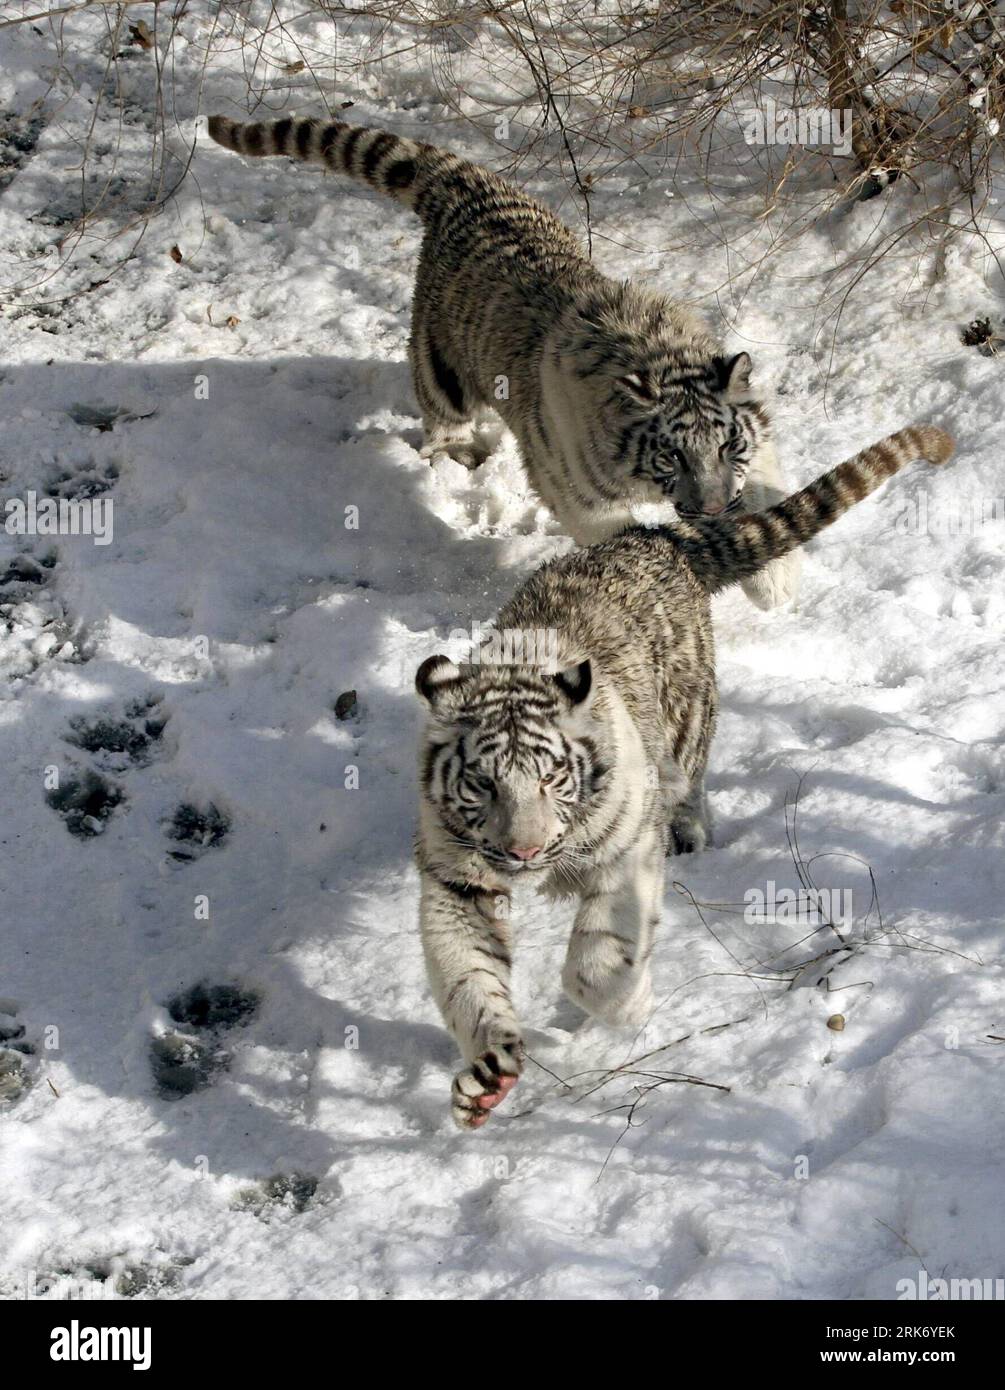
<box><xmin>209</xmin><ymin>112</ymin><xmax>801</xmax><ymax>609</ymax></box>
<box><xmin>415</xmin><ymin>425</ymin><xmax>954</xmax><ymax>1127</ymax></box>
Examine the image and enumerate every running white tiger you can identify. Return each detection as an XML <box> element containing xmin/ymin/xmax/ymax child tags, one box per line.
<box><xmin>414</xmin><ymin>425</ymin><xmax>954</xmax><ymax>1128</ymax></box>
<box><xmin>209</xmin><ymin>111</ymin><xmax>799</xmax><ymax>610</ymax></box>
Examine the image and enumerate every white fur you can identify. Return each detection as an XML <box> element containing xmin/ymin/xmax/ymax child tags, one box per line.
<box><xmin>738</xmin><ymin>441</ymin><xmax>802</xmax><ymax>609</ymax></box>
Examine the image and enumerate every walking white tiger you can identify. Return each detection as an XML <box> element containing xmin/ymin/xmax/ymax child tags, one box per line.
<box><xmin>414</xmin><ymin>425</ymin><xmax>954</xmax><ymax>1128</ymax></box>
<box><xmin>209</xmin><ymin>111</ymin><xmax>800</xmax><ymax>609</ymax></box>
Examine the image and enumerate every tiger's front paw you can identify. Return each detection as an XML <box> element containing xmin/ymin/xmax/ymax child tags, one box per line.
<box><xmin>419</xmin><ymin>432</ymin><xmax>493</xmax><ymax>471</ymax></box>
<box><xmin>451</xmin><ymin>1039</ymin><xmax>524</xmax><ymax>1131</ymax></box>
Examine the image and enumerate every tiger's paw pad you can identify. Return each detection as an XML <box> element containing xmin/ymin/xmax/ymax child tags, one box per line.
<box><xmin>451</xmin><ymin>1042</ymin><xmax>523</xmax><ymax>1130</ymax></box>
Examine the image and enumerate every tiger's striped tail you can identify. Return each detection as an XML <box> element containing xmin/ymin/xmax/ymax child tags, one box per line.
<box><xmin>207</xmin><ymin>114</ymin><xmax>435</xmax><ymax>212</ymax></box>
<box><xmin>675</xmin><ymin>425</ymin><xmax>955</xmax><ymax>594</ymax></box>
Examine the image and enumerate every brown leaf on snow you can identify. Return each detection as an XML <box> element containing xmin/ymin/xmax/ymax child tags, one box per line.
<box><xmin>334</xmin><ymin>690</ymin><xmax>358</xmax><ymax>720</ymax></box>
<box><xmin>129</xmin><ymin>20</ymin><xmax>154</xmax><ymax>49</ymax></box>
<box><xmin>206</xmin><ymin>305</ymin><xmax>241</xmax><ymax>329</ymax></box>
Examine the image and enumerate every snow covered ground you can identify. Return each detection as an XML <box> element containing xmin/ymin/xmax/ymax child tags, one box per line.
<box><xmin>1</xmin><ymin>7</ymin><xmax>1003</xmax><ymax>1301</ymax></box>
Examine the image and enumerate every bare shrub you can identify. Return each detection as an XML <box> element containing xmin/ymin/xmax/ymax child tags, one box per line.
<box><xmin>2</xmin><ymin>1</ymin><xmax>1003</xmax><ymax>313</ymax></box>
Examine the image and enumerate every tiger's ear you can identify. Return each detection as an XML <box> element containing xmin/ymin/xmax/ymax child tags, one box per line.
<box><xmin>553</xmin><ymin>659</ymin><xmax>592</xmax><ymax>707</ymax></box>
<box><xmin>415</xmin><ymin>654</ymin><xmax>461</xmax><ymax>707</ymax></box>
<box><xmin>715</xmin><ymin>352</ymin><xmax>752</xmax><ymax>397</ymax></box>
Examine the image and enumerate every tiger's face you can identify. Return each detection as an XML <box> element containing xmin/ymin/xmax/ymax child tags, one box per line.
<box><xmin>597</xmin><ymin>351</ymin><xmax>759</xmax><ymax>517</ymax></box>
<box><xmin>416</xmin><ymin>656</ymin><xmax>608</xmax><ymax>874</ymax></box>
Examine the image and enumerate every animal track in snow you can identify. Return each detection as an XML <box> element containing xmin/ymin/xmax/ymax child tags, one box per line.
<box><xmin>168</xmin><ymin>982</ymin><xmax>260</xmax><ymax>1031</ymax></box>
<box><xmin>150</xmin><ymin>982</ymin><xmax>261</xmax><ymax>1099</ymax></box>
<box><xmin>233</xmin><ymin>1172</ymin><xmax>319</xmax><ymax>1219</ymax></box>
<box><xmin>0</xmin><ymin>111</ymin><xmax>45</xmax><ymax>193</ymax></box>
<box><xmin>0</xmin><ymin>546</ymin><xmax>80</xmax><ymax>677</ymax></box>
<box><xmin>44</xmin><ymin>456</ymin><xmax>120</xmax><ymax>501</ymax></box>
<box><xmin>0</xmin><ymin>1005</ymin><xmax>36</xmax><ymax>1104</ymax></box>
<box><xmin>165</xmin><ymin>801</ymin><xmax>231</xmax><ymax>862</ymax></box>
<box><xmin>0</xmin><ymin>550</ymin><xmax>54</xmax><ymax>589</ymax></box>
<box><xmin>30</xmin><ymin>1253</ymin><xmax>193</xmax><ymax>1299</ymax></box>
<box><xmin>67</xmin><ymin>402</ymin><xmax>155</xmax><ymax>433</ymax></box>
<box><xmin>46</xmin><ymin>768</ymin><xmax>125</xmax><ymax>838</ymax></box>
<box><xmin>64</xmin><ymin>693</ymin><xmax>168</xmax><ymax>770</ymax></box>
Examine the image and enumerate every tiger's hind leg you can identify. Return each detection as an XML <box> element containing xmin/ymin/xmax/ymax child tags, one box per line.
<box><xmin>668</xmin><ymin>772</ymin><xmax>712</xmax><ymax>856</ymax></box>
<box><xmin>562</xmin><ymin>826</ymin><xmax>663</xmax><ymax>1028</ymax></box>
<box><xmin>411</xmin><ymin>312</ymin><xmax>491</xmax><ymax>470</ymax></box>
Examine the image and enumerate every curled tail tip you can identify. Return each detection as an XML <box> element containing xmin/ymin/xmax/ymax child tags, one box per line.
<box><xmin>917</xmin><ymin>425</ymin><xmax>955</xmax><ymax>466</ymax></box>
<box><xmin>895</xmin><ymin>423</ymin><xmax>954</xmax><ymax>466</ymax></box>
